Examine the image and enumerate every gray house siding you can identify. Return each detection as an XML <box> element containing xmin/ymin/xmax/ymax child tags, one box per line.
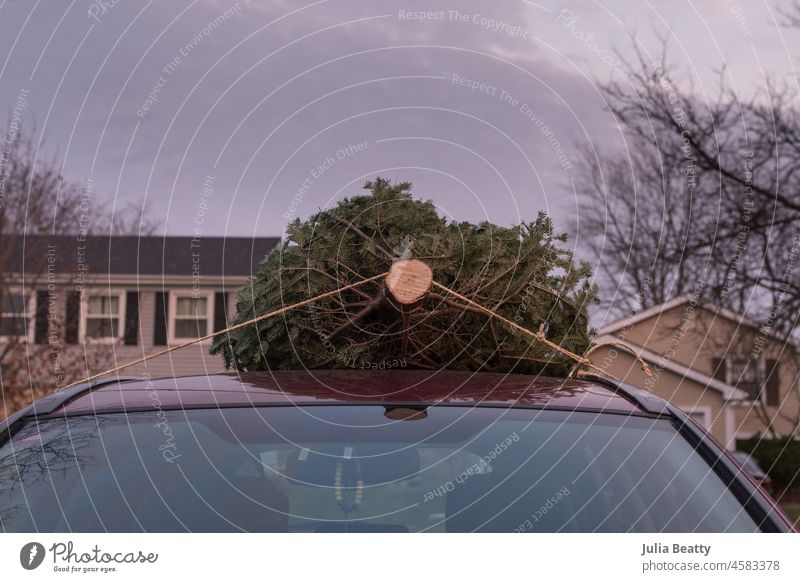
<box><xmin>4</xmin><ymin>235</ymin><xmax>278</xmax><ymax>390</ymax></box>
<box><xmin>78</xmin><ymin>285</ymin><xmax>237</xmax><ymax>378</ymax></box>
<box><xmin>21</xmin><ymin>283</ymin><xmax>242</xmax><ymax>385</ymax></box>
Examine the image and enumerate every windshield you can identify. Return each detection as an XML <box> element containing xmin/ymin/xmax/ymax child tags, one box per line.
<box><xmin>0</xmin><ymin>406</ymin><xmax>758</xmax><ymax>532</ymax></box>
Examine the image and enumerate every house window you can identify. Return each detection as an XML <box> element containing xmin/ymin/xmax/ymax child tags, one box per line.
<box><xmin>0</xmin><ymin>292</ymin><xmax>31</xmax><ymax>338</ymax></box>
<box><xmin>728</xmin><ymin>356</ymin><xmax>760</xmax><ymax>400</ymax></box>
<box><xmin>83</xmin><ymin>293</ymin><xmax>124</xmax><ymax>340</ymax></box>
<box><xmin>169</xmin><ymin>292</ymin><xmax>213</xmax><ymax>342</ymax></box>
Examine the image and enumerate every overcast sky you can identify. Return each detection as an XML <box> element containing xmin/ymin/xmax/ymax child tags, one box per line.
<box><xmin>1</xmin><ymin>0</ymin><xmax>796</xmax><ymax>242</ymax></box>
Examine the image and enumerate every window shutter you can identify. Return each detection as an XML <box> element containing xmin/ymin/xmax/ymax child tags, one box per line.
<box><xmin>154</xmin><ymin>292</ymin><xmax>168</xmax><ymax>346</ymax></box>
<box><xmin>765</xmin><ymin>359</ymin><xmax>780</xmax><ymax>406</ymax></box>
<box><xmin>34</xmin><ymin>290</ymin><xmax>49</xmax><ymax>344</ymax></box>
<box><xmin>123</xmin><ymin>292</ymin><xmax>140</xmax><ymax>345</ymax></box>
<box><xmin>65</xmin><ymin>291</ymin><xmax>80</xmax><ymax>344</ymax></box>
<box><xmin>711</xmin><ymin>358</ymin><xmax>727</xmax><ymax>383</ymax></box>
<box><xmin>214</xmin><ymin>292</ymin><xmax>228</xmax><ymax>333</ymax></box>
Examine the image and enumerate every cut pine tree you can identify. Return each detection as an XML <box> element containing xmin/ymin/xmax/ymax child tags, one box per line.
<box><xmin>211</xmin><ymin>178</ymin><xmax>597</xmax><ymax>376</ymax></box>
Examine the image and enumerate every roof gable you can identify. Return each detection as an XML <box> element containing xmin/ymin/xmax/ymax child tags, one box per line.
<box><xmin>598</xmin><ymin>294</ymin><xmax>793</xmax><ymax>347</ymax></box>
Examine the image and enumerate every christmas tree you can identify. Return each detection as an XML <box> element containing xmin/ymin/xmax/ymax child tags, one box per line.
<box><xmin>211</xmin><ymin>178</ymin><xmax>597</xmax><ymax>376</ymax></box>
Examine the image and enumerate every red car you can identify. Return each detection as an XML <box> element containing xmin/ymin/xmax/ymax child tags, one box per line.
<box><xmin>0</xmin><ymin>371</ymin><xmax>793</xmax><ymax>532</ymax></box>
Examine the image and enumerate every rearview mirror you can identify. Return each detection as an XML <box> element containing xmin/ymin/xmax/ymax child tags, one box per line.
<box><xmin>285</xmin><ymin>445</ymin><xmax>420</xmax><ymax>486</ymax></box>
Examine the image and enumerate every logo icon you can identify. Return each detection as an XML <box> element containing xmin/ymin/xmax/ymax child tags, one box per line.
<box><xmin>20</xmin><ymin>542</ymin><xmax>45</xmax><ymax>570</ymax></box>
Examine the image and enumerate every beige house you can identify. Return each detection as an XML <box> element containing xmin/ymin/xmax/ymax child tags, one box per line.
<box><xmin>588</xmin><ymin>296</ymin><xmax>800</xmax><ymax>448</ymax></box>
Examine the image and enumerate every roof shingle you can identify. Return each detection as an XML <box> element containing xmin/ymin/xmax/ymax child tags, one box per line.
<box><xmin>3</xmin><ymin>235</ymin><xmax>280</xmax><ymax>277</ymax></box>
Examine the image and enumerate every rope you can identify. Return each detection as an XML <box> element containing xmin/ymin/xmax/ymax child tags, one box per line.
<box><xmin>65</xmin><ymin>270</ymin><xmax>639</xmax><ymax>389</ymax></box>
<box><xmin>583</xmin><ymin>341</ymin><xmax>653</xmax><ymax>378</ymax></box>
<box><xmin>430</xmin><ymin>281</ymin><xmax>621</xmax><ymax>380</ymax></box>
<box><xmin>63</xmin><ymin>272</ymin><xmax>387</xmax><ymax>389</ymax></box>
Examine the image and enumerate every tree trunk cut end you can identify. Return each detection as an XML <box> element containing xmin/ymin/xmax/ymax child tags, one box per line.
<box><xmin>385</xmin><ymin>259</ymin><xmax>433</xmax><ymax>305</ymax></box>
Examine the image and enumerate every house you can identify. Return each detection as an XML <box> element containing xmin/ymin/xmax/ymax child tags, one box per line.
<box><xmin>1</xmin><ymin>235</ymin><xmax>279</xmax><ymax>391</ymax></box>
<box><xmin>587</xmin><ymin>295</ymin><xmax>800</xmax><ymax>449</ymax></box>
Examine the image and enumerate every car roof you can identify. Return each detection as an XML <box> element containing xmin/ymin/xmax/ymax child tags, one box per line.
<box><xmin>51</xmin><ymin>370</ymin><xmax>651</xmax><ymax>416</ymax></box>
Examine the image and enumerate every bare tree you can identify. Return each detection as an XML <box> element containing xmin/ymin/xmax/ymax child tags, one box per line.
<box><xmin>573</xmin><ymin>138</ymin><xmax>728</xmax><ymax>316</ymax></box>
<box><xmin>573</xmin><ymin>33</ymin><xmax>800</xmax><ymax>438</ymax></box>
<box><xmin>0</xmin><ymin>126</ymin><xmax>157</xmax><ymax>418</ymax></box>
<box><xmin>584</xmin><ymin>46</ymin><xmax>800</xmax><ymax>329</ymax></box>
